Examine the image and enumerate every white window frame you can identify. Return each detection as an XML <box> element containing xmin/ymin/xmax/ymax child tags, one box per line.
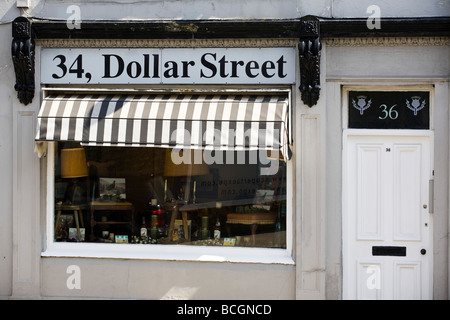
<box><xmin>41</xmin><ymin>89</ymin><xmax>295</xmax><ymax>265</ymax></box>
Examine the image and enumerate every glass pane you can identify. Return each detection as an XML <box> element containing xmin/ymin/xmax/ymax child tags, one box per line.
<box><xmin>54</xmin><ymin>142</ymin><xmax>286</xmax><ymax>248</ymax></box>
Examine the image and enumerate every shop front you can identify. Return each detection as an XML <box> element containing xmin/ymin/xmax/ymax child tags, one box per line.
<box><xmin>12</xmin><ymin>18</ymin><xmax>307</xmax><ymax>299</ymax></box>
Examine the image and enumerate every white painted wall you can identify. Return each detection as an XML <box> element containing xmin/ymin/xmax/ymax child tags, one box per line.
<box><xmin>1</xmin><ymin>0</ymin><xmax>449</xmax><ymax>22</ymax></box>
<box><xmin>0</xmin><ymin>23</ymin><xmax>14</xmax><ymax>297</ymax></box>
<box><xmin>41</xmin><ymin>258</ymin><xmax>295</xmax><ymax>299</ymax></box>
<box><xmin>326</xmin><ymin>45</ymin><xmax>450</xmax><ymax>79</ymax></box>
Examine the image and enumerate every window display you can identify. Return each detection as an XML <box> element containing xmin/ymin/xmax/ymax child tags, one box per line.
<box><xmin>54</xmin><ymin>142</ymin><xmax>287</xmax><ymax>249</ymax></box>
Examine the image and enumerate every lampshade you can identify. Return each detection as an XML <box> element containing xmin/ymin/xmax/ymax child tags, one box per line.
<box><xmin>61</xmin><ymin>148</ymin><xmax>88</xmax><ymax>178</ymax></box>
<box><xmin>164</xmin><ymin>149</ymin><xmax>209</xmax><ymax>177</ymax></box>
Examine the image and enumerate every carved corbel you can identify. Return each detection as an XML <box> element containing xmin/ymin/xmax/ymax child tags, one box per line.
<box><xmin>12</xmin><ymin>16</ymin><xmax>35</xmax><ymax>105</ymax></box>
<box><xmin>298</xmin><ymin>16</ymin><xmax>321</xmax><ymax>107</ymax></box>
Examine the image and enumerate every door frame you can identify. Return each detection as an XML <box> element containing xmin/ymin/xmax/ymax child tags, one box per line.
<box><xmin>342</xmin><ymin>128</ymin><xmax>434</xmax><ymax>299</ymax></box>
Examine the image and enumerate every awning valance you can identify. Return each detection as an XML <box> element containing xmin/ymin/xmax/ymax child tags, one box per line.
<box><xmin>36</xmin><ymin>93</ymin><xmax>290</xmax><ymax>156</ymax></box>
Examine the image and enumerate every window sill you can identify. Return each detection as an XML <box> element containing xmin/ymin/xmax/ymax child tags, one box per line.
<box><xmin>41</xmin><ymin>242</ymin><xmax>295</xmax><ymax>265</ymax></box>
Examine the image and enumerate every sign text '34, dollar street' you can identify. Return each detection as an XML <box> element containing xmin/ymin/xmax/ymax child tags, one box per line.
<box><xmin>41</xmin><ymin>48</ymin><xmax>296</xmax><ymax>85</ymax></box>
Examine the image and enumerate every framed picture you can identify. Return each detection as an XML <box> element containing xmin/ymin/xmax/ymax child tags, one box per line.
<box><xmin>68</xmin><ymin>228</ymin><xmax>85</xmax><ymax>241</ymax></box>
<box><xmin>55</xmin><ymin>214</ymin><xmax>73</xmax><ymax>240</ymax></box>
<box><xmin>115</xmin><ymin>235</ymin><xmax>129</xmax><ymax>243</ymax></box>
<box><xmin>99</xmin><ymin>178</ymin><xmax>126</xmax><ymax>200</ymax></box>
<box><xmin>255</xmin><ymin>189</ymin><xmax>274</xmax><ymax>202</ymax></box>
<box><xmin>172</xmin><ymin>219</ymin><xmax>192</xmax><ymax>241</ymax></box>
<box><xmin>253</xmin><ymin>189</ymin><xmax>275</xmax><ymax>211</ymax></box>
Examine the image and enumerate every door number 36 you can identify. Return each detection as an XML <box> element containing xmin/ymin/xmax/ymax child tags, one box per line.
<box><xmin>379</xmin><ymin>104</ymin><xmax>398</xmax><ymax>120</ymax></box>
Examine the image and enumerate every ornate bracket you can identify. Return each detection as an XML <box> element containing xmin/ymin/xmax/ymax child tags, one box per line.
<box><xmin>298</xmin><ymin>16</ymin><xmax>321</xmax><ymax>107</ymax></box>
<box><xmin>12</xmin><ymin>17</ymin><xmax>35</xmax><ymax>105</ymax></box>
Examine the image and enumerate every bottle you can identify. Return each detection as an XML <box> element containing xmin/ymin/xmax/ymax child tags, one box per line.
<box><xmin>148</xmin><ymin>199</ymin><xmax>157</xmax><ymax>216</ymax></box>
<box><xmin>152</xmin><ymin>199</ymin><xmax>165</xmax><ymax>226</ymax></box>
<box><xmin>214</xmin><ymin>218</ymin><xmax>221</xmax><ymax>239</ymax></box>
<box><xmin>140</xmin><ymin>216</ymin><xmax>148</xmax><ymax>240</ymax></box>
<box><xmin>201</xmin><ymin>216</ymin><xmax>209</xmax><ymax>240</ymax></box>
<box><xmin>150</xmin><ymin>214</ymin><xmax>158</xmax><ymax>241</ymax></box>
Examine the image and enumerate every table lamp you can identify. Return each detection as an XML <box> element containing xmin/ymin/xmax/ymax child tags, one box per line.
<box><xmin>164</xmin><ymin>149</ymin><xmax>209</xmax><ymax>203</ymax></box>
<box><xmin>61</xmin><ymin>148</ymin><xmax>88</xmax><ymax>204</ymax></box>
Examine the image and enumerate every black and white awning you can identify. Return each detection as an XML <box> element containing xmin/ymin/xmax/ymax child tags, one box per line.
<box><xmin>36</xmin><ymin>93</ymin><xmax>290</xmax><ymax>156</ymax></box>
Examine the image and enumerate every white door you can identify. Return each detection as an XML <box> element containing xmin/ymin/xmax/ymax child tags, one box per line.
<box><xmin>343</xmin><ymin>130</ymin><xmax>433</xmax><ymax>300</ymax></box>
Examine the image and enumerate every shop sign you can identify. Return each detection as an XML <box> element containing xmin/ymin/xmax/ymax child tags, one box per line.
<box><xmin>41</xmin><ymin>48</ymin><xmax>296</xmax><ymax>85</ymax></box>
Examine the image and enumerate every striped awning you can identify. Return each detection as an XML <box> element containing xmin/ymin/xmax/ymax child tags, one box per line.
<box><xmin>36</xmin><ymin>93</ymin><xmax>290</xmax><ymax>155</ymax></box>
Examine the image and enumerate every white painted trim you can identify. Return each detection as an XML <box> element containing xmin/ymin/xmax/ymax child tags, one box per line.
<box><xmin>42</xmin><ymin>241</ymin><xmax>294</xmax><ymax>265</ymax></box>
<box><xmin>12</xmin><ymin>109</ymin><xmax>41</xmax><ymax>296</ymax></box>
<box><xmin>344</xmin><ymin>129</ymin><xmax>434</xmax><ymax>138</ymax></box>
<box><xmin>286</xmin><ymin>137</ymin><xmax>294</xmax><ymax>257</ymax></box>
<box><xmin>45</xmin><ymin>142</ymin><xmax>55</xmax><ymax>248</ymax></box>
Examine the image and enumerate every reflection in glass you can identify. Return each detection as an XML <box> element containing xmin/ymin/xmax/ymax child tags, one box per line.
<box><xmin>54</xmin><ymin>142</ymin><xmax>286</xmax><ymax>249</ymax></box>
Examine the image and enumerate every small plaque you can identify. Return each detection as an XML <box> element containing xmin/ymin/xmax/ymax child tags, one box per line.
<box><xmin>349</xmin><ymin>91</ymin><xmax>429</xmax><ymax>129</ymax></box>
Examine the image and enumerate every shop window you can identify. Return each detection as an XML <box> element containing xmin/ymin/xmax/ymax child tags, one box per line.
<box><xmin>54</xmin><ymin>142</ymin><xmax>287</xmax><ymax>249</ymax></box>
<box><xmin>39</xmin><ymin>93</ymin><xmax>291</xmax><ymax>257</ymax></box>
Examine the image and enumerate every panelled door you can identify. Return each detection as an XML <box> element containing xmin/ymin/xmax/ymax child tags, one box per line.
<box><xmin>343</xmin><ymin>131</ymin><xmax>433</xmax><ymax>299</ymax></box>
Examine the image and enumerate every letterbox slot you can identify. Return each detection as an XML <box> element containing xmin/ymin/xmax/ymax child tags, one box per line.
<box><xmin>372</xmin><ymin>246</ymin><xmax>406</xmax><ymax>256</ymax></box>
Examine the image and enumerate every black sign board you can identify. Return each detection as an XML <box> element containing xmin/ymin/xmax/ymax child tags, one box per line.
<box><xmin>348</xmin><ymin>91</ymin><xmax>429</xmax><ymax>129</ymax></box>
